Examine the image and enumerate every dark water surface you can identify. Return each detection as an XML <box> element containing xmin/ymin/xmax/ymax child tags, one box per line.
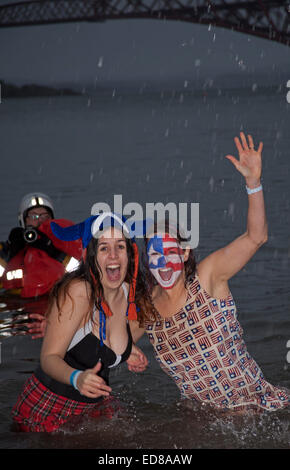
<box><xmin>0</xmin><ymin>83</ymin><xmax>290</xmax><ymax>449</ymax></box>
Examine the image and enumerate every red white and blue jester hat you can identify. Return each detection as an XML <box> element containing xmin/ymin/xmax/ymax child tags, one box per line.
<box><xmin>50</xmin><ymin>212</ymin><xmax>139</xmax><ymax>345</ymax></box>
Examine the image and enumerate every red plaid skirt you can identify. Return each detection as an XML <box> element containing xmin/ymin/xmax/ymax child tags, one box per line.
<box><xmin>12</xmin><ymin>374</ymin><xmax>117</xmax><ymax>432</ymax></box>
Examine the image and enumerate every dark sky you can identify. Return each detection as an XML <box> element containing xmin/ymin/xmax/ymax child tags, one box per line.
<box><xmin>0</xmin><ymin>12</ymin><xmax>289</xmax><ymax>88</ymax></box>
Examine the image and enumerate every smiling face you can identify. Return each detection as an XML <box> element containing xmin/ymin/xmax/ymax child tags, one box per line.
<box><xmin>147</xmin><ymin>234</ymin><xmax>185</xmax><ymax>289</ymax></box>
<box><xmin>96</xmin><ymin>227</ymin><xmax>129</xmax><ymax>290</ymax></box>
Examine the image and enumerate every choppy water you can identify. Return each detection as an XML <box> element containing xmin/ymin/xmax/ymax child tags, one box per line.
<box><xmin>0</xmin><ymin>81</ymin><xmax>290</xmax><ymax>449</ymax></box>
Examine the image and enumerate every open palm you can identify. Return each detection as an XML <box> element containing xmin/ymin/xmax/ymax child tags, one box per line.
<box><xmin>226</xmin><ymin>132</ymin><xmax>263</xmax><ymax>183</ymax></box>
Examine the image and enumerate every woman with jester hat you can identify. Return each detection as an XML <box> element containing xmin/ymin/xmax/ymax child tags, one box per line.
<box><xmin>12</xmin><ymin>212</ymin><xmax>148</xmax><ymax>432</ymax></box>
<box><xmin>131</xmin><ymin>132</ymin><xmax>290</xmax><ymax>412</ymax></box>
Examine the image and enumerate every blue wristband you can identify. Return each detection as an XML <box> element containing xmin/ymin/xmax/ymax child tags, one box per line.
<box><xmin>70</xmin><ymin>370</ymin><xmax>82</xmax><ymax>391</ymax></box>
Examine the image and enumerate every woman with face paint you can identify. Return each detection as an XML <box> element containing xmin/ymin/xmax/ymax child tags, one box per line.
<box><xmin>12</xmin><ymin>212</ymin><xmax>148</xmax><ymax>432</ymax></box>
<box><xmin>132</xmin><ymin>132</ymin><xmax>290</xmax><ymax>412</ymax></box>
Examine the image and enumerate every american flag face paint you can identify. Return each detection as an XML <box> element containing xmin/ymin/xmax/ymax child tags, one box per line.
<box><xmin>147</xmin><ymin>234</ymin><xmax>184</xmax><ymax>289</ymax></box>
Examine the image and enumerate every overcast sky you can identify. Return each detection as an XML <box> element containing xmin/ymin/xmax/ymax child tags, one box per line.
<box><xmin>0</xmin><ymin>10</ymin><xmax>289</xmax><ymax>88</ymax></box>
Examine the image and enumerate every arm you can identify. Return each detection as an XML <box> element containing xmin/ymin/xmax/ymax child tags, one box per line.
<box><xmin>1</xmin><ymin>228</ymin><xmax>26</xmax><ymax>261</ymax></box>
<box><xmin>40</xmin><ymin>281</ymin><xmax>111</xmax><ymax>399</ymax></box>
<box><xmin>129</xmin><ymin>320</ymin><xmax>145</xmax><ymax>344</ymax></box>
<box><xmin>199</xmin><ymin>132</ymin><xmax>267</xmax><ymax>287</ymax></box>
<box><xmin>126</xmin><ymin>320</ymin><xmax>148</xmax><ymax>372</ymax></box>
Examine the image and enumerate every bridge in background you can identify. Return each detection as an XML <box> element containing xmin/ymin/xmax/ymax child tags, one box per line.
<box><xmin>0</xmin><ymin>1</ymin><xmax>289</xmax><ymax>46</ymax></box>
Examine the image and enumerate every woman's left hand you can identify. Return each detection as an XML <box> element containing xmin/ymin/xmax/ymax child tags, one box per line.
<box><xmin>225</xmin><ymin>132</ymin><xmax>263</xmax><ymax>187</ymax></box>
<box><xmin>126</xmin><ymin>344</ymin><xmax>148</xmax><ymax>372</ymax></box>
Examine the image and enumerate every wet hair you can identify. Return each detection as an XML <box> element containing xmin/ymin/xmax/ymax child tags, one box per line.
<box><xmin>135</xmin><ymin>219</ymin><xmax>197</xmax><ymax>326</ymax></box>
<box><xmin>46</xmin><ymin>234</ymin><xmax>139</xmax><ymax>325</ymax></box>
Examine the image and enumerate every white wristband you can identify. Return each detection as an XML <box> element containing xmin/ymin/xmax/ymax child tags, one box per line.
<box><xmin>246</xmin><ymin>184</ymin><xmax>263</xmax><ymax>195</ymax></box>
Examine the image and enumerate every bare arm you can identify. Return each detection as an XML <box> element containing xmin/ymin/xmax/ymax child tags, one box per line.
<box><xmin>129</xmin><ymin>320</ymin><xmax>145</xmax><ymax>344</ymax></box>
<box><xmin>199</xmin><ymin>133</ymin><xmax>267</xmax><ymax>288</ymax></box>
<box><xmin>40</xmin><ymin>280</ymin><xmax>111</xmax><ymax>398</ymax></box>
<box><xmin>126</xmin><ymin>321</ymin><xmax>148</xmax><ymax>372</ymax></box>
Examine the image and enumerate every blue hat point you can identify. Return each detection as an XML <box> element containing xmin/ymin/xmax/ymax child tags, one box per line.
<box><xmin>51</xmin><ymin>216</ymin><xmax>98</xmax><ymax>249</ymax></box>
<box><xmin>51</xmin><ymin>213</ymin><xmax>153</xmax><ymax>248</ymax></box>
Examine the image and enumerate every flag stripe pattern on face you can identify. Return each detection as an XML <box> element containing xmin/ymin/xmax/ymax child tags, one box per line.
<box><xmin>147</xmin><ymin>235</ymin><xmax>184</xmax><ymax>272</ymax></box>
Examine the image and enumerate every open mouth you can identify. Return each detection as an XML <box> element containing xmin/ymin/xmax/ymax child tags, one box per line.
<box><xmin>158</xmin><ymin>268</ymin><xmax>173</xmax><ymax>282</ymax></box>
<box><xmin>106</xmin><ymin>264</ymin><xmax>121</xmax><ymax>282</ymax></box>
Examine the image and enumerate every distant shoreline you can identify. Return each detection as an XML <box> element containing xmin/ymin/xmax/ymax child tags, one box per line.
<box><xmin>0</xmin><ymin>80</ymin><xmax>80</xmax><ymax>98</ymax></box>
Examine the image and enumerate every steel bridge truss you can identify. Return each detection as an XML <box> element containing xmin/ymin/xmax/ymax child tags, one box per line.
<box><xmin>0</xmin><ymin>1</ymin><xmax>289</xmax><ymax>45</ymax></box>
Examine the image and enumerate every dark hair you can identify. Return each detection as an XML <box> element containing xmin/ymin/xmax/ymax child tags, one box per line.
<box><xmin>46</xmin><ymin>234</ymin><xmax>138</xmax><ymax>324</ymax></box>
<box><xmin>135</xmin><ymin>220</ymin><xmax>196</xmax><ymax>326</ymax></box>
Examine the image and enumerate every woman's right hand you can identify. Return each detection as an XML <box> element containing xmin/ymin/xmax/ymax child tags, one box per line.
<box><xmin>76</xmin><ymin>361</ymin><xmax>112</xmax><ymax>399</ymax></box>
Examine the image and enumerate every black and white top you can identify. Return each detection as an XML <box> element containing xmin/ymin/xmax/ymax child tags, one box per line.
<box><xmin>35</xmin><ymin>284</ymin><xmax>132</xmax><ymax>403</ymax></box>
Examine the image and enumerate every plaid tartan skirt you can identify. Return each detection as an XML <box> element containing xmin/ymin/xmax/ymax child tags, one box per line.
<box><xmin>12</xmin><ymin>374</ymin><xmax>117</xmax><ymax>432</ymax></box>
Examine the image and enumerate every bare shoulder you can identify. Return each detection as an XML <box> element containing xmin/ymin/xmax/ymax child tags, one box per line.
<box><xmin>50</xmin><ymin>278</ymin><xmax>92</xmax><ymax>323</ymax></box>
<box><xmin>196</xmin><ymin>256</ymin><xmax>213</xmax><ymax>285</ymax></box>
<box><xmin>66</xmin><ymin>278</ymin><xmax>92</xmax><ymax>300</ymax></box>
<box><xmin>196</xmin><ymin>258</ymin><xmax>231</xmax><ymax>299</ymax></box>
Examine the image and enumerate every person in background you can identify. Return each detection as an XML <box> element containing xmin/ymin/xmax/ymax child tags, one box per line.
<box><xmin>0</xmin><ymin>192</ymin><xmax>82</xmax><ymax>299</ymax></box>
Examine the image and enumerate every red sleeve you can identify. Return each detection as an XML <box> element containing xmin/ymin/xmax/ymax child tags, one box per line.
<box><xmin>38</xmin><ymin>219</ymin><xmax>83</xmax><ymax>260</ymax></box>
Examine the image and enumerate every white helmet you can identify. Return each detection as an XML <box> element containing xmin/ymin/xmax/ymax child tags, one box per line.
<box><xmin>18</xmin><ymin>192</ymin><xmax>54</xmax><ymax>227</ymax></box>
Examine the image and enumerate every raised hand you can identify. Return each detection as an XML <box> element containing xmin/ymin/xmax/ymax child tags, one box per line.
<box><xmin>76</xmin><ymin>361</ymin><xmax>112</xmax><ymax>398</ymax></box>
<box><xmin>225</xmin><ymin>132</ymin><xmax>263</xmax><ymax>187</ymax></box>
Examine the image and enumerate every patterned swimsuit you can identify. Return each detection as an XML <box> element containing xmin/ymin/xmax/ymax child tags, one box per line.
<box><xmin>145</xmin><ymin>275</ymin><xmax>289</xmax><ymax>411</ymax></box>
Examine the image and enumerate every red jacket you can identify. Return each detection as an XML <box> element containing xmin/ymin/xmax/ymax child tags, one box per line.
<box><xmin>1</xmin><ymin>219</ymin><xmax>82</xmax><ymax>298</ymax></box>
